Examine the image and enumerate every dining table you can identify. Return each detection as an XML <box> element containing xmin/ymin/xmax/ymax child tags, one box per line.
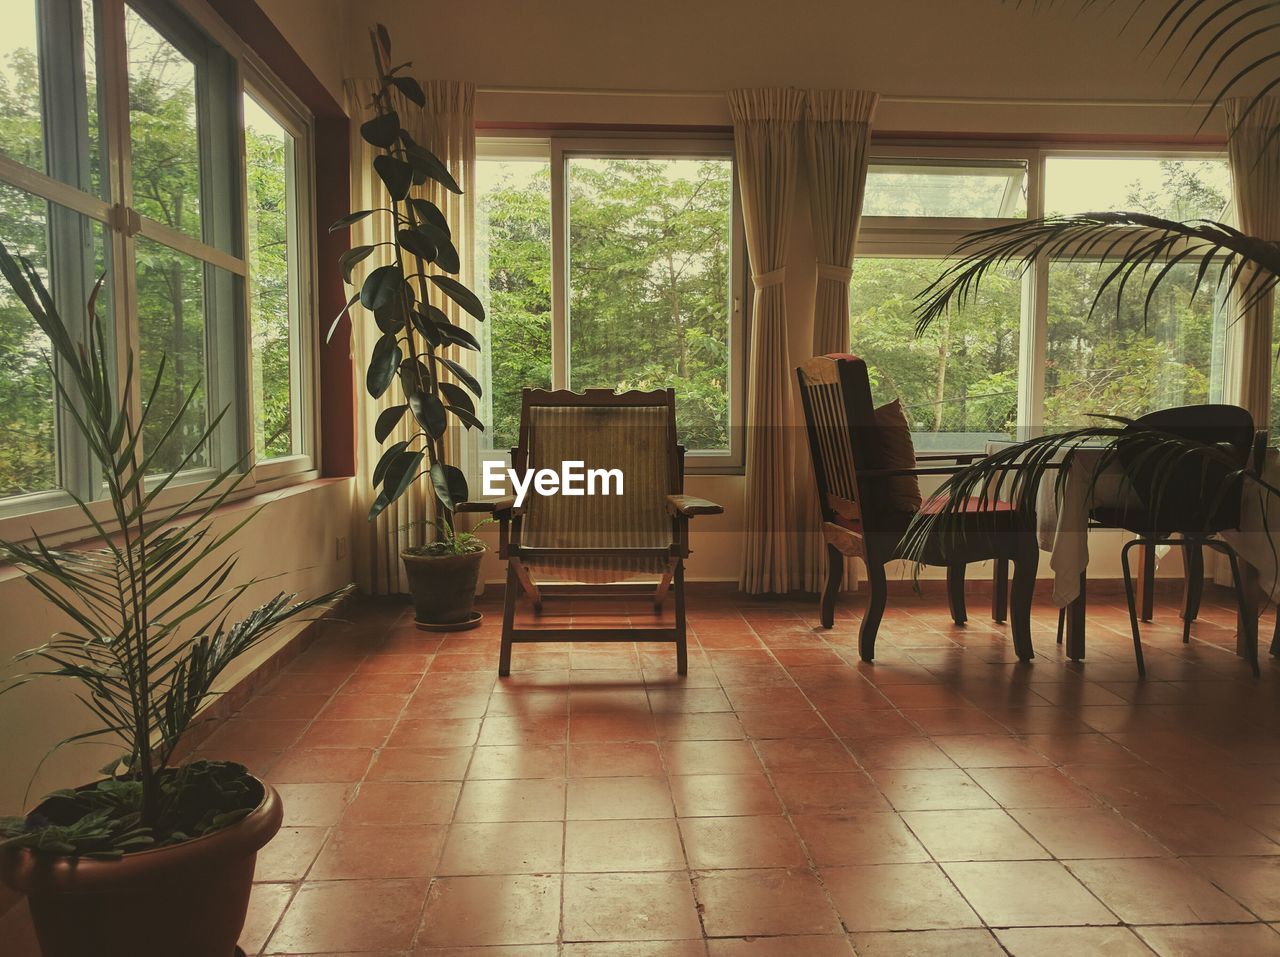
<box><xmin>984</xmin><ymin>439</ymin><xmax>1280</xmax><ymax>663</ymax></box>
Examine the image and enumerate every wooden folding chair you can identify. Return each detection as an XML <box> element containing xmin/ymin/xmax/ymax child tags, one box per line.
<box><xmin>462</xmin><ymin>388</ymin><xmax>722</xmax><ymax>677</ymax></box>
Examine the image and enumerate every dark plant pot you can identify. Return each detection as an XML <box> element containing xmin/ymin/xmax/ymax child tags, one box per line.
<box><xmin>402</xmin><ymin>547</ymin><xmax>485</xmax><ymax>628</ymax></box>
<box><xmin>1</xmin><ymin>779</ymin><xmax>282</xmax><ymax>957</ymax></box>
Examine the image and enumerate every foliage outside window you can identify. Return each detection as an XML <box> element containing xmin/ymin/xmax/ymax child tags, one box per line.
<box><xmin>476</xmin><ymin>143</ymin><xmax>743</xmax><ymax>465</ymax></box>
<box><xmin>1042</xmin><ymin>158</ymin><xmax>1231</xmax><ymax>428</ymax></box>
<box><xmin>0</xmin><ymin>0</ymin><xmax>315</xmax><ymax>522</ymax></box>
<box><xmin>850</xmin><ymin>258</ymin><xmax>1022</xmax><ymax>451</ymax></box>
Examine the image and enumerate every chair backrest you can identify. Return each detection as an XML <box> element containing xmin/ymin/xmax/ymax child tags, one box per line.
<box><xmin>1119</xmin><ymin>403</ymin><xmax>1255</xmax><ymax>533</ymax></box>
<box><xmin>514</xmin><ymin>388</ymin><xmax>679</xmax><ymax>550</ymax></box>
<box><xmin>796</xmin><ymin>354</ymin><xmax>894</xmax><ymax>536</ymax></box>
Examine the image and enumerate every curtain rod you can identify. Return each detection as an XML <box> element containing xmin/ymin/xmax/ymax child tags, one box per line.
<box><xmin>475</xmin><ymin>85</ymin><xmax>1211</xmax><ymax>110</ymax></box>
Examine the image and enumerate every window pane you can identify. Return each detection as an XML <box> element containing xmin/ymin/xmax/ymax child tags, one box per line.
<box><xmin>0</xmin><ymin>0</ymin><xmax>103</xmax><ymax>196</ymax></box>
<box><xmin>135</xmin><ymin>236</ymin><xmax>210</xmax><ymax>473</ymax></box>
<box><xmin>850</xmin><ymin>258</ymin><xmax>1023</xmax><ymax>450</ymax></box>
<box><xmin>864</xmin><ymin>161</ymin><xmax>1027</xmax><ymax>218</ymax></box>
<box><xmin>0</xmin><ymin>184</ymin><xmax>58</xmax><ymax>497</ymax></box>
<box><xmin>126</xmin><ymin>3</ymin><xmax>203</xmax><ymax>241</ymax></box>
<box><xmin>567</xmin><ymin>156</ymin><xmax>735</xmax><ymax>452</ymax></box>
<box><xmin>1045</xmin><ymin>156</ymin><xmax>1231</xmax><ymax>220</ymax></box>
<box><xmin>245</xmin><ymin>92</ymin><xmax>299</xmax><ymax>460</ymax></box>
<box><xmin>1044</xmin><ymin>261</ymin><xmax>1226</xmax><ymax>429</ymax></box>
<box><xmin>477</xmin><ymin>156</ymin><xmax>552</xmax><ymax>451</ymax></box>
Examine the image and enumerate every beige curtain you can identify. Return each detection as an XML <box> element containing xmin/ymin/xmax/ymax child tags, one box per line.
<box><xmin>796</xmin><ymin>89</ymin><xmax>879</xmax><ymax>591</ymax></box>
<box><xmin>731</xmin><ymin>88</ymin><xmax>806</xmax><ymax>594</ymax></box>
<box><xmin>1224</xmin><ymin>96</ymin><xmax>1280</xmax><ymax>426</ymax></box>
<box><xmin>806</xmin><ymin>89</ymin><xmax>879</xmax><ymax>355</ymax></box>
<box><xmin>346</xmin><ymin>79</ymin><xmax>478</xmax><ymax>594</ymax></box>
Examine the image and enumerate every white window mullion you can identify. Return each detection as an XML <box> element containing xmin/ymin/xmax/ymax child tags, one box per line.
<box><xmin>549</xmin><ymin>139</ymin><xmax>569</xmax><ymax>391</ymax></box>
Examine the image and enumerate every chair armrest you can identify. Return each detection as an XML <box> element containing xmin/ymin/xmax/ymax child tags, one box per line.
<box><xmin>1252</xmin><ymin>429</ymin><xmax>1268</xmax><ymax>473</ymax></box>
<box><xmin>456</xmin><ymin>497</ymin><xmax>516</xmax><ymax>517</ymax></box>
<box><xmin>666</xmin><ymin>494</ymin><xmax>724</xmax><ymax>518</ymax></box>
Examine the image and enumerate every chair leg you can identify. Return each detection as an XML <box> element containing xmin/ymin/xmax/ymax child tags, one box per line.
<box><xmin>674</xmin><ymin>560</ymin><xmax>688</xmax><ymax>676</ymax></box>
<box><xmin>946</xmin><ymin>564</ymin><xmax>968</xmax><ymax>625</ymax></box>
<box><xmin>820</xmin><ymin>544</ymin><xmax>844</xmax><ymax>630</ymax></box>
<box><xmin>1223</xmin><ymin>546</ymin><xmax>1260</xmax><ymax>678</ymax></box>
<box><xmin>1056</xmin><ymin>607</ymin><xmax>1065</xmax><ymax>645</ymax></box>
<box><xmin>499</xmin><ymin>564</ymin><xmax>518</xmax><ymax>678</ymax></box>
<box><xmin>859</xmin><ymin>560</ymin><xmax>888</xmax><ymax>663</ymax></box>
<box><xmin>1009</xmin><ymin>542</ymin><xmax>1038</xmax><ymax>662</ymax></box>
<box><xmin>1140</xmin><ymin>539</ymin><xmax>1156</xmax><ymax>622</ymax></box>
<box><xmin>1181</xmin><ymin>540</ymin><xmax>1203</xmax><ymax>643</ymax></box>
<box><xmin>992</xmin><ymin>558</ymin><xmax>1009</xmax><ymax>624</ymax></box>
<box><xmin>1120</xmin><ymin>539</ymin><xmax>1146</xmax><ymax>678</ymax></box>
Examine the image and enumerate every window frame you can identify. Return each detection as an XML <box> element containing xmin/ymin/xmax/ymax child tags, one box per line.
<box><xmin>477</xmin><ymin>131</ymin><xmax>750</xmax><ymax>473</ymax></box>
<box><xmin>0</xmin><ymin>0</ymin><xmax>320</xmax><ymax>545</ymax></box>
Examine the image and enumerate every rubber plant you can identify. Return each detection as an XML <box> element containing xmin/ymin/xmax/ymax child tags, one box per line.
<box><xmin>328</xmin><ymin>23</ymin><xmax>486</xmax><ymax>554</ymax></box>
<box><xmin>901</xmin><ymin>0</ymin><xmax>1280</xmax><ymax>570</ymax></box>
<box><xmin>0</xmin><ymin>238</ymin><xmax>347</xmax><ymax>863</ymax></box>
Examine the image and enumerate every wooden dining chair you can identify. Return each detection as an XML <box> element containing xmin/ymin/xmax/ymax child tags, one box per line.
<box><xmin>796</xmin><ymin>354</ymin><xmax>1040</xmax><ymax>663</ymax></box>
<box><xmin>462</xmin><ymin>387</ymin><xmax>722</xmax><ymax>677</ymax></box>
<box><xmin>1105</xmin><ymin>405</ymin><xmax>1266</xmax><ymax>676</ymax></box>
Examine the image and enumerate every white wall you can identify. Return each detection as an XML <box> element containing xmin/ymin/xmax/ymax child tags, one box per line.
<box><xmin>0</xmin><ymin>480</ymin><xmax>354</xmax><ymax>813</ymax></box>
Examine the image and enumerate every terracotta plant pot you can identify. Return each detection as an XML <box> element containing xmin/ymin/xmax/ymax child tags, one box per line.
<box><xmin>401</xmin><ymin>546</ymin><xmax>485</xmax><ymax>629</ymax></box>
<box><xmin>1</xmin><ymin>779</ymin><xmax>282</xmax><ymax>957</ymax></box>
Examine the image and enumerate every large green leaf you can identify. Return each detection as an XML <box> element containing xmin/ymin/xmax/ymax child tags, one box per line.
<box><xmin>428</xmin><ymin>275</ymin><xmax>486</xmax><ymax>321</ymax></box>
<box><xmin>370</xmin><ymin>449</ymin><xmax>424</xmax><ymax>521</ymax></box>
<box><xmin>430</xmin><ymin>462</ymin><xmax>469</xmax><ymax>511</ymax></box>
<box><xmin>372</xmin><ymin>439</ymin><xmax>410</xmax><ymax>487</ymax></box>
<box><xmin>375</xmin><ymin>404</ymin><xmax>408</xmax><ymax>443</ymax></box>
<box><xmin>436</xmin><ymin>355</ymin><xmax>483</xmax><ymax>398</ymax></box>
<box><xmin>445</xmin><ymin>405</ymin><xmax>485</xmax><ymax>431</ymax></box>
<box><xmin>367</xmin><ymin>334</ymin><xmax>402</xmax><ymax>398</ymax></box>
<box><xmin>360</xmin><ymin>111</ymin><xmax>400</xmax><ymax>149</ymax></box>
<box><xmin>402</xmin><ymin>139</ymin><xmax>462</xmax><ymax>194</ymax></box>
<box><xmin>339</xmin><ymin>245</ymin><xmax>376</xmax><ymax>284</ymax></box>
<box><xmin>360</xmin><ymin>264</ymin><xmax>402</xmax><ymax>310</ymax></box>
<box><xmin>438</xmin><ymin>381</ymin><xmax>475</xmax><ymax>414</ymax></box>
<box><xmin>329</xmin><ymin>209</ymin><xmax>374</xmax><ymax>233</ymax></box>
<box><xmin>409</xmin><ymin>198</ymin><xmax>450</xmax><ymax>237</ymax></box>
<box><xmin>397</xmin><ymin>228</ymin><xmax>438</xmax><ymax>265</ymax></box>
<box><xmin>390</xmin><ymin>76</ymin><xmax>425</xmax><ymax>107</ymax></box>
<box><xmin>325</xmin><ymin>292</ymin><xmax>359</xmax><ymax>343</ymax></box>
<box><xmin>409</xmin><ymin>390</ymin><xmax>447</xmax><ymax>439</ymax></box>
<box><xmin>374</xmin><ymin>155</ymin><xmax>414</xmax><ymax>201</ymax></box>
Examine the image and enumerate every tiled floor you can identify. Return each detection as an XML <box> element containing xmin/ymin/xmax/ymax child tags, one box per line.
<box><xmin>9</xmin><ymin>585</ymin><xmax>1280</xmax><ymax>956</ymax></box>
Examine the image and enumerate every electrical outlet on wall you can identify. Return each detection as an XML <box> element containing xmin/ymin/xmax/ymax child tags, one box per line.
<box><xmin>335</xmin><ymin>536</ymin><xmax>347</xmax><ymax>561</ymax></box>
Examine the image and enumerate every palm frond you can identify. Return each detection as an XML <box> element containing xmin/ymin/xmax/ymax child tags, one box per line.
<box><xmin>0</xmin><ymin>238</ymin><xmax>353</xmax><ymax>830</ymax></box>
<box><xmin>914</xmin><ymin>212</ymin><xmax>1280</xmax><ymax>333</ymax></box>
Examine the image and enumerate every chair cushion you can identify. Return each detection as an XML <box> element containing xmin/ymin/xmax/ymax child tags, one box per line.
<box><xmin>872</xmin><ymin>400</ymin><xmax>922</xmax><ymax>513</ymax></box>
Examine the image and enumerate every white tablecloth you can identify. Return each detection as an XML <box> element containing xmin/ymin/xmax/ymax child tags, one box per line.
<box><xmin>986</xmin><ymin>441</ymin><xmax>1280</xmax><ymax>606</ymax></box>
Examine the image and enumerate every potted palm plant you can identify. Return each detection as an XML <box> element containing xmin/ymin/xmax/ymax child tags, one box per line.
<box><xmin>329</xmin><ymin>24</ymin><xmax>488</xmax><ymax>631</ymax></box>
<box><xmin>0</xmin><ymin>244</ymin><xmax>348</xmax><ymax>957</ymax></box>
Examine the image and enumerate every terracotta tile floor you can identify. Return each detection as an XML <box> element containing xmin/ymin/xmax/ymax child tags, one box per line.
<box><xmin>7</xmin><ymin>586</ymin><xmax>1280</xmax><ymax>956</ymax></box>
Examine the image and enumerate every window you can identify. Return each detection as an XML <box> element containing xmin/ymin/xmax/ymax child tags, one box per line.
<box><xmin>0</xmin><ymin>0</ymin><xmax>317</xmax><ymax>528</ymax></box>
<box><xmin>1040</xmin><ymin>155</ymin><xmax>1232</xmax><ymax>429</ymax></box>
<box><xmin>851</xmin><ymin>258</ymin><xmax>1022</xmax><ymax>450</ymax></box>
<box><xmin>476</xmin><ymin>149</ymin><xmax>552</xmax><ymax>452</ymax></box>
<box><xmin>864</xmin><ymin>159</ymin><xmax>1028</xmax><ymax>219</ymax></box>
<box><xmin>853</xmin><ymin>147</ymin><xmax>1232</xmax><ymax>448</ymax></box>
<box><xmin>477</xmin><ymin>137</ymin><xmax>746</xmax><ymax>468</ymax></box>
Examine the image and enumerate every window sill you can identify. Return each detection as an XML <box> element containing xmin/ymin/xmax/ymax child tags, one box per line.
<box><xmin>0</xmin><ymin>471</ymin><xmax>345</xmax><ymax>572</ymax></box>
